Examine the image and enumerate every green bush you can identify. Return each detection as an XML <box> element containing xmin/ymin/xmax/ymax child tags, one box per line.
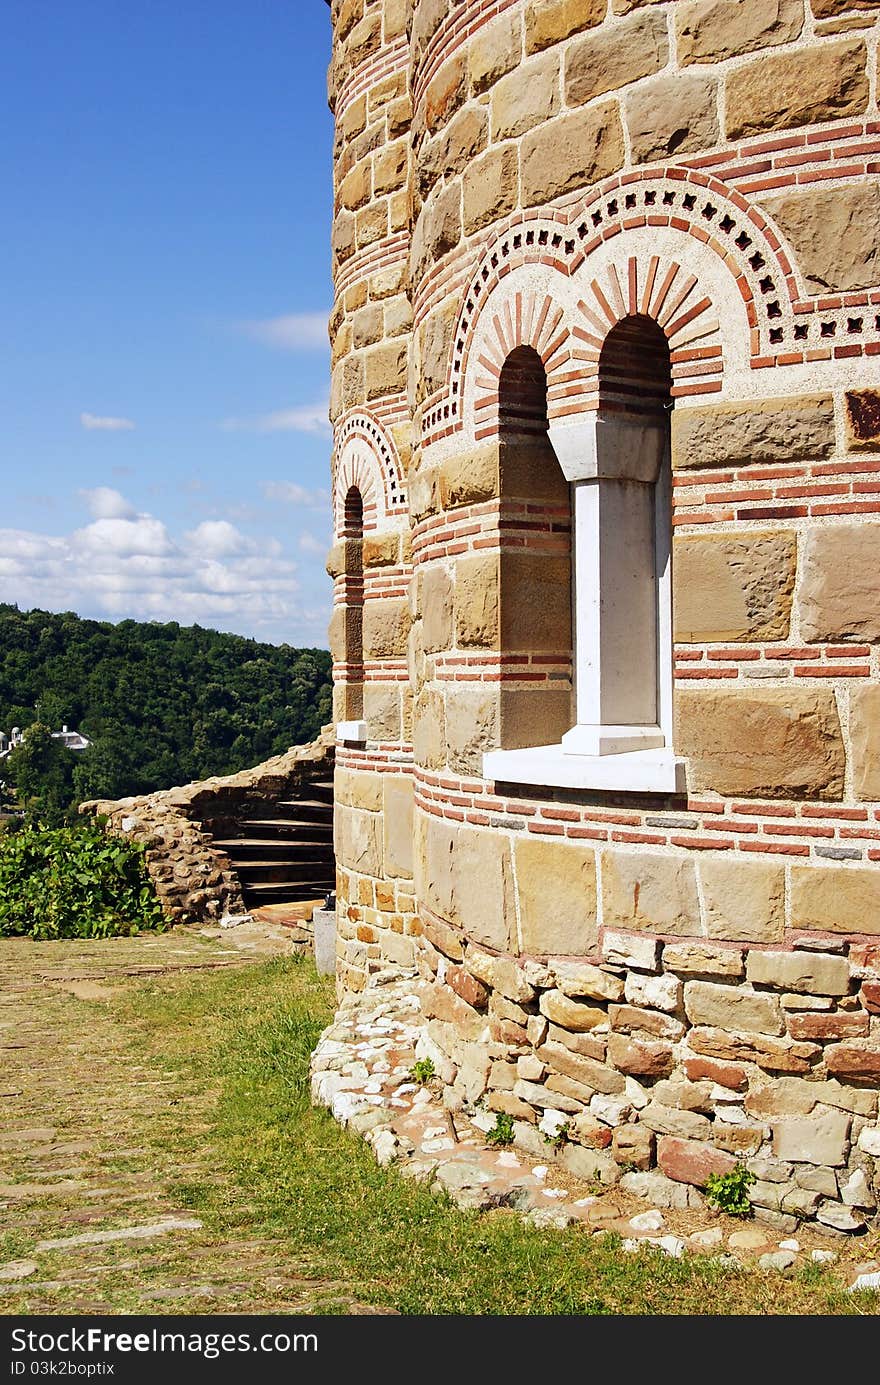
<box><xmin>0</xmin><ymin>818</ymin><xmax>166</xmax><ymax>939</ymax></box>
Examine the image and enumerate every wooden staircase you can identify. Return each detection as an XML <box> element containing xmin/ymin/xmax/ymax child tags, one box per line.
<box><xmin>210</xmin><ymin>776</ymin><xmax>335</xmax><ymax>909</ymax></box>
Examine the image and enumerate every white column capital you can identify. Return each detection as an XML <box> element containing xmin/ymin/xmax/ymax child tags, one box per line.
<box><xmin>548</xmin><ymin>413</ymin><xmax>666</xmax><ymax>485</ymax></box>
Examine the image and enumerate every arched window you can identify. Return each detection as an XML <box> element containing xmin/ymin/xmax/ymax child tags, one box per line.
<box><xmin>485</xmin><ymin>316</ymin><xmax>682</xmax><ymax>793</ymax></box>
<box><xmin>497</xmin><ymin>347</ymin><xmax>574</xmax><ymax>750</ymax></box>
<box><xmin>338</xmin><ymin>485</ymin><xmax>364</xmax><ymax>725</ymax></box>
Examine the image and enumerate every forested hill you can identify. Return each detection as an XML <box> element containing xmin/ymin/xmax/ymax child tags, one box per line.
<box><xmin>0</xmin><ymin>604</ymin><xmax>332</xmax><ymax>801</ymax></box>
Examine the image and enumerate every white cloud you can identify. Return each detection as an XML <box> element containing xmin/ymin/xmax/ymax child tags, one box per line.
<box><xmin>298</xmin><ymin>531</ymin><xmax>326</xmax><ymax>554</ymax></box>
<box><xmin>80</xmin><ymin>412</ymin><xmax>135</xmax><ymax>431</ymax></box>
<box><xmin>262</xmin><ymin>481</ymin><xmax>330</xmax><ymax>508</ymax></box>
<box><xmin>240</xmin><ymin>311</ymin><xmax>329</xmax><ymax>351</ymax></box>
<box><xmin>184</xmin><ymin>520</ymin><xmax>246</xmax><ymax>558</ymax></box>
<box><xmin>221</xmin><ymin>400</ymin><xmax>331</xmax><ymax>435</ymax></box>
<box><xmin>79</xmin><ymin>486</ymin><xmax>137</xmax><ymax>520</ymax></box>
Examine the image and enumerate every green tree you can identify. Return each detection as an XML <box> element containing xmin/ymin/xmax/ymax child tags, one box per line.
<box><xmin>4</xmin><ymin>723</ymin><xmax>77</xmax><ymax>825</ymax></box>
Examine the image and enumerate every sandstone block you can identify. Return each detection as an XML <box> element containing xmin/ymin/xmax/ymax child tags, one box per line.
<box><xmin>698</xmin><ymin>859</ymin><xmax>786</xmax><ymax>946</ymax></box>
<box><xmin>608</xmin><ymin>1004</ymin><xmax>685</xmax><ymax>1042</ymax></box>
<box><xmin>468</xmin><ymin>11</ymin><xmax>520</xmax><ymax>96</ymax></box>
<box><xmin>671</xmin><ymin>395</ymin><xmax>835</xmax><ymax>470</ymax></box>
<box><xmin>413</xmin><ymin>181</ymin><xmax>461</xmax><ymax>277</ymax></box>
<box><xmin>525</xmin><ymin>0</ymin><xmax>605</xmax><ymax>53</ymax></box>
<box><xmin>466</xmin><ymin>946</ymin><xmax>535</xmax><ymax>1004</ymax></box>
<box><xmin>499</xmin><ymin>686</ymin><xmax>574</xmax><ymax>754</ymax></box>
<box><xmin>725</xmin><ymin>39</ymin><xmax>869</xmax><ymax>140</ymax></box>
<box><xmin>559</xmin><ymin>1144</ymin><xmax>620</xmax><ymax>1185</ymax></box>
<box><xmin>745</xmin><ymin>950</ymin><xmax>850</xmax><ymax>997</ymax></box>
<box><xmin>552</xmin><ymin>961</ymin><xmax>625</xmax><ymax>1004</ymax></box>
<box><xmin>602</xmin><ymin>931</ymin><xmax>661</xmax><ymax>972</ymax></box>
<box><xmin>626</xmin><ymin>74</ymin><xmax>719</xmax><ymax>164</ymax></box>
<box><xmin>568</xmin><ymin>1111</ymin><xmax>613</xmax><ymax>1150</ymax></box>
<box><xmin>607</xmin><ymin>1033</ymin><xmax>674</xmax><ymax>1078</ymax></box>
<box><xmin>423</xmin><ymin>51</ymin><xmax>467</xmax><ymax>135</ymax></box>
<box><xmin>682</xmin><ymin>1056</ymin><xmax>747</xmax><ymax>1092</ymax></box>
<box><xmin>539</xmin><ymin>989</ymin><xmax>607</xmax><ymax>1033</ymax></box>
<box><xmin>790</xmin><ymin>866</ymin><xmax>880</xmax><ymax>936</ymax></box>
<box><xmin>565</xmin><ymin>10</ymin><xmax>668</xmax><ymax>106</ymax></box>
<box><xmin>363</xmin><ymin>683</ymin><xmax>400</xmax><ymax>741</ymax></box>
<box><xmin>446</xmin><ymin>686</ymin><xmax>499</xmax><ymax>776</ymax></box>
<box><xmin>675</xmin><ymin>688</ymin><xmax>845</xmax><ymax>800</ymax></box>
<box><xmin>418</xmin><ymin>299</ymin><xmax>457</xmax><ymax>401</ymax></box>
<box><xmin>824</xmin><ymin>1042</ymin><xmax>880</xmax><ymax>1082</ymax></box>
<box><xmin>501</xmin><ymin>552</ymin><xmax>571</xmax><ymax>654</ymax></box>
<box><xmin>624</xmin><ymin>972</ymin><xmax>682</xmax><ymax>1014</ymax></box>
<box><xmin>687</xmin><ymin>1026</ymin><xmax>821</xmax><ymax>1074</ymax></box>
<box><xmin>798</xmin><ymin>523</ymin><xmax>880</xmax><ymax>643</ymax></box>
<box><xmin>521</xmin><ymin>102</ymin><xmax>624</xmax><ymax>208</ymax></box>
<box><xmin>640</xmin><ymin>1103</ymin><xmax>712</xmax><ymax>1141</ymax></box>
<box><xmin>514</xmin><ymin>837</ymin><xmax>598</xmax><ymax>956</ymax></box>
<box><xmin>760</xmin><ymin>182</ymin><xmax>880</xmax><ymax>295</ymax></box>
<box><xmin>673</xmin><ymin>531</ymin><xmax>795</xmax><ymax>643</ymax></box>
<box><xmin>362</xmin><ymin>532</ymin><xmax>399</xmax><ymax>569</ymax></box>
<box><xmin>539</xmin><ymin>1040</ymin><xmax>626</xmax><ymax>1095</ymax></box>
<box><xmin>422</xmin><ymin>819</ymin><xmax>514</xmax><ymax>951</ymax></box>
<box><xmin>335</xmin><ymin>768</ymin><xmax>383</xmax><ymax>812</ymax></box>
<box><xmin>439</xmin><ymin>444</ymin><xmax>498</xmax><ymax>509</ymax></box>
<box><xmin>611</xmin><ymin>1123</ymin><xmax>655</xmax><ymax>1170</ymax></box>
<box><xmin>487</xmin><ymin>1090</ymin><xmax>537</xmax><ymax>1122</ymax></box>
<box><xmin>337</xmin><ymin>806</ymin><xmax>382</xmax><ymax>877</ymax></box>
<box><xmin>657</xmin><ymin>1136</ymin><xmax>737</xmax><ymax>1187</ymax></box>
<box><xmin>545</xmin><ymin>1024</ymin><xmax>607</xmax><ymax>1061</ymax></box>
<box><xmin>772</xmin><ymin>1110</ymin><xmax>851</xmax><ymax>1166</ymax></box>
<box><xmin>446</xmin><ymin>966</ymin><xmax>489</xmax><ymax>1012</ymax></box>
<box><xmin>684</xmin><ymin>980</ymin><xmax>784</xmax><ymax>1036</ymax></box>
<box><xmin>850</xmin><ymin>943</ymin><xmax>880</xmax><ymax>977</ymax></box>
<box><xmin>514</xmin><ymin>1079</ymin><xmax>580</xmax><ymax>1113</ymax></box>
<box><xmin>662</xmin><ymin>940</ymin><xmax>746</xmax><ymax>979</ymax></box>
<box><xmin>421</xmin><ymin>564</ymin><xmax>453</xmax><ymax>653</ymax></box>
<box><xmin>455</xmin><ymin>553</ymin><xmax>500</xmax><ymax>649</ymax></box>
<box><xmin>491</xmin><ymin>50</ymin><xmax>560</xmax><ymax>142</ymax></box>
<box><xmin>462</xmin><ymin>143</ymin><xmax>519</xmax><ymax>236</ymax></box>
<box><xmin>677</xmin><ymin>0</ymin><xmax>805</xmax><ymax>67</ymax></box>
<box><xmin>787</xmin><ymin>1010</ymin><xmax>869</xmax><ymax>1041</ymax></box>
<box><xmin>363</xmin><ymin>598</ymin><xmax>409</xmax><ymax>659</ymax></box>
<box><xmin>601</xmin><ymin>851</ymin><xmax>701</xmax><ymax>936</ymax></box>
<box><xmin>422</xmin><ymin>983</ymin><xmax>485</xmax><ymax>1042</ymax></box>
<box><xmin>412</xmin><ymin>688</ymin><xmax>445</xmax><ymax>770</ymax></box>
<box><xmin>382</xmin><ymin>774</ymin><xmax>413</xmax><ymax>882</ymax></box>
<box><xmin>420</xmin><ymin>108</ymin><xmax>487</xmax><ymax>198</ymax></box>
<box><xmin>845</xmin><ymin>388</ymin><xmax>880</xmax><ymax>453</ymax></box>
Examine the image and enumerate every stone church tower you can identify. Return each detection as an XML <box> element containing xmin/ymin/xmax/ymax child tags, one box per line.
<box><xmin>325</xmin><ymin>0</ymin><xmax>880</xmax><ymax>1229</ymax></box>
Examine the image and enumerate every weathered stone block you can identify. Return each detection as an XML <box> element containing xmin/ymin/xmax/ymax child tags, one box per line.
<box><xmin>421</xmin><ymin>564</ymin><xmax>453</xmax><ymax>653</ymax></box>
<box><xmin>446</xmin><ymin>687</ymin><xmax>499</xmax><ymax>776</ymax></box>
<box><xmin>772</xmin><ymin>1110</ymin><xmax>851</xmax><ymax>1166</ymax></box>
<box><xmin>602</xmin><ymin>931</ymin><xmax>661</xmax><ymax>972</ymax></box>
<box><xmin>336</xmin><ymin>767</ymin><xmax>383</xmax><ymax>813</ymax></box>
<box><xmin>421</xmin><ymin>818</ymin><xmax>514</xmax><ymax>951</ymax></box>
<box><xmin>824</xmin><ymin>1042</ymin><xmax>880</xmax><ymax>1082</ymax></box>
<box><xmin>607</xmin><ymin>1033</ymin><xmax>674</xmax><ymax>1078</ymax></box>
<box><xmin>640</xmin><ymin>1102</ymin><xmax>712</xmax><ymax>1141</ymax></box>
<box><xmin>421</xmin><ymin>982</ymin><xmax>485</xmax><ymax>1042</ymax></box>
<box><xmin>687</xmin><ymin>1026</ymin><xmax>820</xmax><ymax>1074</ymax></box>
<box><xmin>662</xmin><ymin>940</ymin><xmax>746</xmax><ymax>979</ymax></box>
<box><xmin>851</xmin><ymin>688</ymin><xmax>880</xmax><ymax>803</ymax></box>
<box><xmin>412</xmin><ymin>688</ymin><xmax>445</xmax><ymax>769</ymax></box>
<box><xmin>601</xmin><ymin>851</ymin><xmax>701</xmax><ymax>936</ymax></box>
<box><xmin>501</xmin><ymin>552</ymin><xmax>570</xmax><ymax>654</ymax></box>
<box><xmin>337</xmin><ymin>806</ymin><xmax>383</xmax><ymax>877</ymax></box>
<box><xmin>498</xmin><ymin>686</ymin><xmax>574</xmax><ymax>752</ymax></box>
<box><xmin>568</xmin><ymin>1111</ymin><xmax>613</xmax><ymax>1149</ymax></box>
<box><xmin>539</xmin><ymin>1040</ymin><xmax>626</xmax><ymax>1095</ymax></box>
<box><xmin>725</xmin><ymin>39</ymin><xmax>869</xmax><ymax>140</ymax></box>
<box><xmin>363</xmin><ymin>598</ymin><xmax>409</xmax><ymax>659</ymax></box>
<box><xmin>745</xmin><ymin>950</ymin><xmax>851</xmax><ymax>997</ymax></box>
<box><xmin>515</xmin><ymin>837</ymin><xmax>598</xmax><ymax>957</ymax></box>
<box><xmin>624</xmin><ymin>972</ymin><xmax>682</xmax><ymax>1014</ymax></box>
<box><xmin>675</xmin><ymin>688</ymin><xmax>845</xmax><ymax>801</ymax></box>
<box><xmin>362</xmin><ymin>532</ymin><xmax>399</xmax><ymax>569</ymax></box>
<box><xmin>657</xmin><ymin>1136</ymin><xmax>737</xmax><ymax>1186</ymax></box>
<box><xmin>698</xmin><ymin>859</ymin><xmax>786</xmax><ymax>946</ymax></box>
<box><xmin>491</xmin><ymin>50</ymin><xmax>560</xmax><ymax>141</ymax></box>
<box><xmin>684</xmin><ymin>980</ymin><xmax>784</xmax><ymax>1036</ymax></box>
<box><xmin>447</xmin><ymin>966</ymin><xmax>490</xmax><ymax>1012</ymax></box>
<box><xmin>552</xmin><ymin>960</ymin><xmax>624</xmax><ymax>1004</ymax></box>
<box><xmin>682</xmin><ymin>1055</ymin><xmax>747</xmax><ymax>1092</ymax></box>
<box><xmin>608</xmin><ymin>1004</ymin><xmax>685</xmax><ymax>1042</ymax></box>
<box><xmin>787</xmin><ymin>1010</ymin><xmax>869</xmax><ymax>1041</ymax></box>
<box><xmin>439</xmin><ymin>445</ymin><xmax>498</xmax><ymax>509</ymax></box>
<box><xmin>468</xmin><ymin>11</ymin><xmax>520</xmax><ymax>96</ymax></box>
<box><xmin>521</xmin><ymin>101</ymin><xmax>624</xmax><ymax>207</ymax></box>
<box><xmin>455</xmin><ymin>553</ymin><xmax>500</xmax><ymax>649</ymax></box>
<box><xmin>677</xmin><ymin>0</ymin><xmax>805</xmax><ymax>67</ymax></box>
<box><xmin>845</xmin><ymin>388</ymin><xmax>880</xmax><ymax>453</ymax></box>
<box><xmin>363</xmin><ymin>683</ymin><xmax>400</xmax><ymax>742</ymax></box>
<box><xmin>673</xmin><ymin>531</ymin><xmax>796</xmax><ymax>643</ymax></box>
<box><xmin>626</xmin><ymin>74</ymin><xmax>719</xmax><ymax>164</ymax></box>
<box><xmin>383</xmin><ymin>775</ymin><xmax>413</xmax><ymax>879</ymax></box>
<box><xmin>790</xmin><ymin>866</ymin><xmax>880</xmax><ymax>936</ymax></box>
<box><xmin>565</xmin><ymin>10</ymin><xmax>668</xmax><ymax>106</ymax></box>
<box><xmin>539</xmin><ymin>990</ymin><xmax>607</xmax><ymax>1033</ymax></box>
<box><xmin>760</xmin><ymin>182</ymin><xmax>880</xmax><ymax>294</ymax></box>
<box><xmin>525</xmin><ymin>0</ymin><xmax>605</xmax><ymax>53</ymax></box>
<box><xmin>611</xmin><ymin>1123</ymin><xmax>655</xmax><ymax>1170</ymax></box>
<box><xmin>671</xmin><ymin>395</ymin><xmax>835</xmax><ymax>470</ymax></box>
<box><xmin>462</xmin><ymin>143</ymin><xmax>519</xmax><ymax>236</ymax></box>
<box><xmin>798</xmin><ymin>523</ymin><xmax>880</xmax><ymax>643</ymax></box>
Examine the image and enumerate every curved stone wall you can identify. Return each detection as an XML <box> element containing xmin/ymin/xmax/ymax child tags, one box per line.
<box><xmin>328</xmin><ymin>0</ymin><xmax>880</xmax><ymax>1229</ymax></box>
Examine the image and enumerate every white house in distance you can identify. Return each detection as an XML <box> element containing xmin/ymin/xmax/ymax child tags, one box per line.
<box><xmin>0</xmin><ymin>725</ymin><xmax>91</xmax><ymax>761</ymax></box>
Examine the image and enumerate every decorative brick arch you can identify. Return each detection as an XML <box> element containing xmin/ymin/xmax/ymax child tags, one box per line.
<box><xmin>333</xmin><ymin>411</ymin><xmax>406</xmax><ymax>538</ymax></box>
<box><xmin>421</xmin><ymin>168</ymin><xmax>840</xmax><ymax>447</ymax></box>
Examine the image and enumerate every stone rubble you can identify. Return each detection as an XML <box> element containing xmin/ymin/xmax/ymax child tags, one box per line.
<box><xmin>311</xmin><ymin>970</ymin><xmax>880</xmax><ymax>1288</ymax></box>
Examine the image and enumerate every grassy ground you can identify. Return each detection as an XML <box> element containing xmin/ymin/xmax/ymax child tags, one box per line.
<box><xmin>1</xmin><ymin>934</ymin><xmax>878</xmax><ymax>1315</ymax></box>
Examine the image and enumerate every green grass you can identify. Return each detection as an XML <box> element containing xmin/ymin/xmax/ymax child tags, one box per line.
<box><xmin>121</xmin><ymin>956</ymin><xmax>878</xmax><ymax>1316</ymax></box>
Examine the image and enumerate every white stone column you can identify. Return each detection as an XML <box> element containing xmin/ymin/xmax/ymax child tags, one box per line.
<box><xmin>547</xmin><ymin>414</ymin><xmax>668</xmax><ymax>758</ymax></box>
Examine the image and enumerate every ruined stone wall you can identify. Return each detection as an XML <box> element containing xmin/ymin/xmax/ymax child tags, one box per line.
<box><xmin>82</xmin><ymin>732</ymin><xmax>334</xmax><ymax>926</ymax></box>
<box><xmin>327</xmin><ymin>0</ymin><xmax>880</xmax><ymax>1230</ymax></box>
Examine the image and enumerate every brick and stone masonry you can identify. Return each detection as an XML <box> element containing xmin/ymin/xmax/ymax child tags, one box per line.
<box><xmin>324</xmin><ymin>0</ymin><xmax>880</xmax><ymax>1232</ymax></box>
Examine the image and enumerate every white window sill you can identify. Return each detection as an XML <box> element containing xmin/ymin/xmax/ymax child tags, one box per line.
<box><xmin>483</xmin><ymin>743</ymin><xmax>686</xmax><ymax>795</ymax></box>
<box><xmin>336</xmin><ymin>720</ymin><xmax>367</xmax><ymax>744</ymax></box>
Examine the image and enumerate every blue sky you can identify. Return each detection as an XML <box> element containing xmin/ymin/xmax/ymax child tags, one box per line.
<box><xmin>0</xmin><ymin>1</ymin><xmax>336</xmax><ymax>647</ymax></box>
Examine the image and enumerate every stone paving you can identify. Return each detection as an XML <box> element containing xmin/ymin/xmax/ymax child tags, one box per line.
<box><xmin>311</xmin><ymin>967</ymin><xmax>880</xmax><ymax>1290</ymax></box>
